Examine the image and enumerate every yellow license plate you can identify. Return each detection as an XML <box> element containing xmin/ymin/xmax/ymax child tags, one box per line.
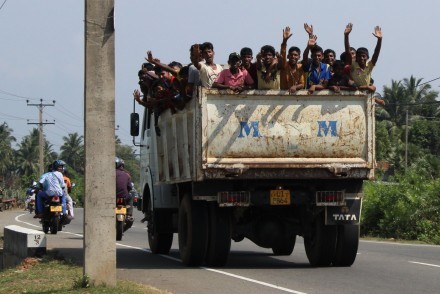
<box><xmin>50</xmin><ymin>206</ymin><xmax>62</xmax><ymax>212</ymax></box>
<box><xmin>270</xmin><ymin>190</ymin><xmax>291</xmax><ymax>205</ymax></box>
<box><xmin>115</xmin><ymin>207</ymin><xmax>127</xmax><ymax>214</ymax></box>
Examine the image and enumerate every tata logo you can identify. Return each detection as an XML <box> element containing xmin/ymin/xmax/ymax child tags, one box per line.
<box><xmin>238</xmin><ymin>121</ymin><xmax>261</xmax><ymax>138</ymax></box>
<box><xmin>333</xmin><ymin>214</ymin><xmax>357</xmax><ymax>221</ymax></box>
<box><xmin>317</xmin><ymin>121</ymin><xmax>338</xmax><ymax>137</ymax></box>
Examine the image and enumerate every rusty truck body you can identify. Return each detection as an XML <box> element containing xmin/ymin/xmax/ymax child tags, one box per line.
<box><xmin>130</xmin><ymin>88</ymin><xmax>375</xmax><ymax>267</ymax></box>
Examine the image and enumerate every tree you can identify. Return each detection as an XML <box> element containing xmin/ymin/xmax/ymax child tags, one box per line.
<box><xmin>60</xmin><ymin>132</ymin><xmax>84</xmax><ymax>173</ymax></box>
<box><xmin>0</xmin><ymin>122</ymin><xmax>16</xmax><ymax>187</ymax></box>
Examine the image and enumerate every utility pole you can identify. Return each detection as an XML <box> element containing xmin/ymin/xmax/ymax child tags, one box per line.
<box><xmin>84</xmin><ymin>0</ymin><xmax>116</xmax><ymax>286</ymax></box>
<box><xmin>27</xmin><ymin>99</ymin><xmax>55</xmax><ymax>175</ymax></box>
<box><xmin>405</xmin><ymin>109</ymin><xmax>409</xmax><ymax>171</ymax></box>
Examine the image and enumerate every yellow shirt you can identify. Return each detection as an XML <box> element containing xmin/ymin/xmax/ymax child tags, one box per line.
<box><xmin>350</xmin><ymin>60</ymin><xmax>374</xmax><ymax>86</ymax></box>
<box><xmin>257</xmin><ymin>68</ymin><xmax>280</xmax><ymax>90</ymax></box>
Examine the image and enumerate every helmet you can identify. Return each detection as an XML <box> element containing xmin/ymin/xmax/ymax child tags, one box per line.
<box><xmin>53</xmin><ymin>159</ymin><xmax>66</xmax><ymax>170</ymax></box>
<box><xmin>115</xmin><ymin>157</ymin><xmax>125</xmax><ymax>169</ymax></box>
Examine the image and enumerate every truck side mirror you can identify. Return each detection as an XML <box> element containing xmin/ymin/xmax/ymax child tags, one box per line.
<box><xmin>130</xmin><ymin>113</ymin><xmax>139</xmax><ymax>136</ymax></box>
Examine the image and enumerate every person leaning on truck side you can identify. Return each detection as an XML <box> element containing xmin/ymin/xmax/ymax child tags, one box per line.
<box><xmin>239</xmin><ymin>47</ymin><xmax>258</xmax><ymax>89</ymax></box>
<box><xmin>344</xmin><ymin>22</ymin><xmax>382</xmax><ymax>93</ymax></box>
<box><xmin>190</xmin><ymin>42</ymin><xmax>223</xmax><ymax>88</ymax></box>
<box><xmin>279</xmin><ymin>26</ymin><xmax>305</xmax><ymax>94</ymax></box>
<box><xmin>301</xmin><ymin>36</ymin><xmax>331</xmax><ymax>94</ymax></box>
<box><xmin>212</xmin><ymin>52</ymin><xmax>255</xmax><ymax>93</ymax></box>
<box><xmin>256</xmin><ymin>45</ymin><xmax>283</xmax><ymax>90</ymax></box>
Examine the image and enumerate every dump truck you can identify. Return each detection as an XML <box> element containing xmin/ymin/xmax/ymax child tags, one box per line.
<box><xmin>130</xmin><ymin>88</ymin><xmax>375</xmax><ymax>267</ymax></box>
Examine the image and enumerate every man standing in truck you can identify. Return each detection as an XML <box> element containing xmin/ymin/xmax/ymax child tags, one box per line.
<box><xmin>190</xmin><ymin>42</ymin><xmax>223</xmax><ymax>88</ymax></box>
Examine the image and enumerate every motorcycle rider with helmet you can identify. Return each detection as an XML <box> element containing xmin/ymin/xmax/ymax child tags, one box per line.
<box><xmin>25</xmin><ymin>181</ymin><xmax>38</xmax><ymax>211</ymax></box>
<box><xmin>115</xmin><ymin>157</ymin><xmax>134</xmax><ymax>223</ymax></box>
<box><xmin>34</xmin><ymin>160</ymin><xmax>67</xmax><ymax>218</ymax></box>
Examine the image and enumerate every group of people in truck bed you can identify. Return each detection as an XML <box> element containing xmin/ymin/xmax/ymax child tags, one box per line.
<box><xmin>133</xmin><ymin>23</ymin><xmax>383</xmax><ymax>134</ymax></box>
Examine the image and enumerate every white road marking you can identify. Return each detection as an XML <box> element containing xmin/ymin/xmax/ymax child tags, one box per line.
<box><xmin>15</xmin><ymin>214</ymin><xmax>307</xmax><ymax>294</ymax></box>
<box><xmin>409</xmin><ymin>261</ymin><xmax>440</xmax><ymax>268</ymax></box>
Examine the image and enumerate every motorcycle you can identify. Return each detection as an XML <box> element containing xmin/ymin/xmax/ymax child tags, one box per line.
<box><xmin>115</xmin><ymin>196</ymin><xmax>134</xmax><ymax>241</ymax></box>
<box><xmin>27</xmin><ymin>198</ymin><xmax>35</xmax><ymax>214</ymax></box>
<box><xmin>41</xmin><ymin>195</ymin><xmax>64</xmax><ymax>234</ymax></box>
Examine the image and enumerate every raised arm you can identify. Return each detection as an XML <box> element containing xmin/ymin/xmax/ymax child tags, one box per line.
<box><xmin>371</xmin><ymin>26</ymin><xmax>383</xmax><ymax>65</ymax></box>
<box><xmin>344</xmin><ymin>23</ymin><xmax>353</xmax><ymax>65</ymax></box>
<box><xmin>304</xmin><ymin>23</ymin><xmax>314</xmax><ymax>37</ymax></box>
<box><xmin>190</xmin><ymin>44</ymin><xmax>202</xmax><ymax>70</ymax></box>
<box><xmin>145</xmin><ymin>51</ymin><xmax>179</xmax><ymax>77</ymax></box>
<box><xmin>302</xmin><ymin>34</ymin><xmax>317</xmax><ymax>65</ymax></box>
<box><xmin>280</xmin><ymin>26</ymin><xmax>292</xmax><ymax>68</ymax></box>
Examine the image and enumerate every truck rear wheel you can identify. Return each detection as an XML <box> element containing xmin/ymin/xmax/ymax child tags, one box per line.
<box><xmin>332</xmin><ymin>225</ymin><xmax>359</xmax><ymax>266</ymax></box>
<box><xmin>178</xmin><ymin>195</ymin><xmax>208</xmax><ymax>266</ymax></box>
<box><xmin>304</xmin><ymin>213</ymin><xmax>337</xmax><ymax>266</ymax></box>
<box><xmin>205</xmin><ymin>204</ymin><xmax>231</xmax><ymax>267</ymax></box>
<box><xmin>272</xmin><ymin>235</ymin><xmax>296</xmax><ymax>256</ymax></box>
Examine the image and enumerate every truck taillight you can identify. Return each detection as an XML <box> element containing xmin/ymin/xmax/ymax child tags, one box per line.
<box><xmin>218</xmin><ymin>191</ymin><xmax>250</xmax><ymax>207</ymax></box>
<box><xmin>316</xmin><ymin>191</ymin><xmax>345</xmax><ymax>206</ymax></box>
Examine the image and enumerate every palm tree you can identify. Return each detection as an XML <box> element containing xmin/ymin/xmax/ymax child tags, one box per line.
<box><xmin>0</xmin><ymin>122</ymin><xmax>16</xmax><ymax>181</ymax></box>
<box><xmin>60</xmin><ymin>132</ymin><xmax>84</xmax><ymax>173</ymax></box>
<box><xmin>15</xmin><ymin>135</ymin><xmax>39</xmax><ymax>176</ymax></box>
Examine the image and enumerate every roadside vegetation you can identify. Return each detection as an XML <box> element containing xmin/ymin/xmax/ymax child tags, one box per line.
<box><xmin>0</xmin><ymin>252</ymin><xmax>170</xmax><ymax>294</ymax></box>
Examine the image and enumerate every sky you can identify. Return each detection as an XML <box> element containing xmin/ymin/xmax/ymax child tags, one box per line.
<box><xmin>1</xmin><ymin>0</ymin><xmax>439</xmax><ymax>154</ymax></box>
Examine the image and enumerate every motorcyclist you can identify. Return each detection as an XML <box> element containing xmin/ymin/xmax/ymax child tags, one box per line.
<box><xmin>34</xmin><ymin>160</ymin><xmax>67</xmax><ymax>218</ymax></box>
<box><xmin>24</xmin><ymin>181</ymin><xmax>38</xmax><ymax>211</ymax></box>
<box><xmin>62</xmin><ymin>167</ymin><xmax>74</xmax><ymax>220</ymax></box>
<box><xmin>115</xmin><ymin>157</ymin><xmax>133</xmax><ymax>221</ymax></box>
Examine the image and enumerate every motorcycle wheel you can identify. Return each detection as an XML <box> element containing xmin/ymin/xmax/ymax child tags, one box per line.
<box><xmin>50</xmin><ymin>216</ymin><xmax>59</xmax><ymax>235</ymax></box>
<box><xmin>116</xmin><ymin>220</ymin><xmax>124</xmax><ymax>241</ymax></box>
<box><xmin>42</xmin><ymin>221</ymin><xmax>49</xmax><ymax>234</ymax></box>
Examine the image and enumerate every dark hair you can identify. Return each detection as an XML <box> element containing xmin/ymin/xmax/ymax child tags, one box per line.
<box><xmin>200</xmin><ymin>42</ymin><xmax>214</xmax><ymax>52</ymax></box>
<box><xmin>179</xmin><ymin>65</ymin><xmax>190</xmax><ymax>77</ymax></box>
<box><xmin>324</xmin><ymin>49</ymin><xmax>336</xmax><ymax>57</ymax></box>
<box><xmin>311</xmin><ymin>45</ymin><xmax>323</xmax><ymax>55</ymax></box>
<box><xmin>340</xmin><ymin>52</ymin><xmax>346</xmax><ymax>61</ymax></box>
<box><xmin>356</xmin><ymin>47</ymin><xmax>369</xmax><ymax>58</ymax></box>
<box><xmin>142</xmin><ymin>62</ymin><xmax>154</xmax><ymax>71</ymax></box>
<box><xmin>168</xmin><ymin>61</ymin><xmax>183</xmax><ymax>69</ymax></box>
<box><xmin>261</xmin><ymin>45</ymin><xmax>275</xmax><ymax>56</ymax></box>
<box><xmin>332</xmin><ymin>60</ymin><xmax>345</xmax><ymax>70</ymax></box>
<box><xmin>288</xmin><ymin>46</ymin><xmax>301</xmax><ymax>55</ymax></box>
<box><xmin>240</xmin><ymin>47</ymin><xmax>253</xmax><ymax>56</ymax></box>
<box><xmin>138</xmin><ymin>69</ymin><xmax>143</xmax><ymax>78</ymax></box>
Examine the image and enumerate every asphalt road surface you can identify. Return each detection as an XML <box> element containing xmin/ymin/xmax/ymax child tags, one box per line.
<box><xmin>6</xmin><ymin>208</ymin><xmax>440</xmax><ymax>294</ymax></box>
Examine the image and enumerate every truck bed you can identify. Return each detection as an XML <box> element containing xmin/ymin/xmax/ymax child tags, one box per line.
<box><xmin>154</xmin><ymin>89</ymin><xmax>375</xmax><ymax>183</ymax></box>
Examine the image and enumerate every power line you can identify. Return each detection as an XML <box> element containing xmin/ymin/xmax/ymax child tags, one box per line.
<box><xmin>0</xmin><ymin>0</ymin><xmax>7</xmax><ymax>11</ymax></box>
<box><xmin>418</xmin><ymin>77</ymin><xmax>440</xmax><ymax>87</ymax></box>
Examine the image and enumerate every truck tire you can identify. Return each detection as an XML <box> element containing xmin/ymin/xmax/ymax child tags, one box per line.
<box><xmin>205</xmin><ymin>204</ymin><xmax>231</xmax><ymax>267</ymax></box>
<box><xmin>304</xmin><ymin>213</ymin><xmax>337</xmax><ymax>266</ymax></box>
<box><xmin>272</xmin><ymin>235</ymin><xmax>296</xmax><ymax>256</ymax></box>
<box><xmin>332</xmin><ymin>225</ymin><xmax>359</xmax><ymax>267</ymax></box>
<box><xmin>146</xmin><ymin>196</ymin><xmax>173</xmax><ymax>254</ymax></box>
<box><xmin>178</xmin><ymin>194</ymin><xmax>208</xmax><ymax>266</ymax></box>
<box><xmin>116</xmin><ymin>220</ymin><xmax>124</xmax><ymax>241</ymax></box>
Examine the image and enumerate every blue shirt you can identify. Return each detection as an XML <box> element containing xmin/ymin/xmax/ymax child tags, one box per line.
<box><xmin>303</xmin><ymin>61</ymin><xmax>331</xmax><ymax>89</ymax></box>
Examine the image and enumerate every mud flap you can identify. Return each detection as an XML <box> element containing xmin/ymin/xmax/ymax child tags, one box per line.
<box><xmin>325</xmin><ymin>198</ymin><xmax>362</xmax><ymax>225</ymax></box>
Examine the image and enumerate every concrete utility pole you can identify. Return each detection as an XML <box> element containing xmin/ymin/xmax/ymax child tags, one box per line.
<box><xmin>84</xmin><ymin>0</ymin><xmax>116</xmax><ymax>286</ymax></box>
<box><xmin>27</xmin><ymin>99</ymin><xmax>55</xmax><ymax>175</ymax></box>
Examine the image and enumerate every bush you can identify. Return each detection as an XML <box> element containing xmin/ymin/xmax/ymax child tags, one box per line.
<box><xmin>362</xmin><ymin>165</ymin><xmax>440</xmax><ymax>244</ymax></box>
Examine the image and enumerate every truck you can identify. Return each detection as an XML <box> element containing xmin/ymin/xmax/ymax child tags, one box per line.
<box><xmin>130</xmin><ymin>88</ymin><xmax>375</xmax><ymax>267</ymax></box>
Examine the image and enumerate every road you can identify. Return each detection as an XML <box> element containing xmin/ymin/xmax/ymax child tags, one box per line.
<box><xmin>3</xmin><ymin>208</ymin><xmax>440</xmax><ymax>294</ymax></box>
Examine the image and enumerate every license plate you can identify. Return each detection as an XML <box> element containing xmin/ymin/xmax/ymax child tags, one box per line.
<box><xmin>50</xmin><ymin>206</ymin><xmax>62</xmax><ymax>212</ymax></box>
<box><xmin>115</xmin><ymin>207</ymin><xmax>127</xmax><ymax>214</ymax></box>
<box><xmin>270</xmin><ymin>190</ymin><xmax>290</xmax><ymax>205</ymax></box>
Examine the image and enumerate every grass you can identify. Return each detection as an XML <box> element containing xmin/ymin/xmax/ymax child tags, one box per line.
<box><xmin>0</xmin><ymin>251</ymin><xmax>171</xmax><ymax>294</ymax></box>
